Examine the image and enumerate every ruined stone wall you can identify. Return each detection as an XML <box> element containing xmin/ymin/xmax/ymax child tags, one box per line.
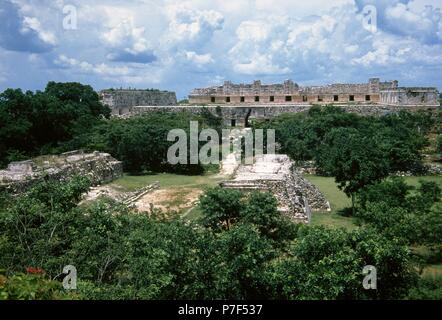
<box><xmin>380</xmin><ymin>88</ymin><xmax>440</xmax><ymax>106</ymax></box>
<box><xmin>189</xmin><ymin>78</ymin><xmax>438</xmax><ymax>106</ymax></box>
<box><xmin>133</xmin><ymin>105</ymin><xmax>312</xmax><ymax>126</ymax></box>
<box><xmin>132</xmin><ymin>104</ymin><xmax>440</xmax><ymax>127</ymax></box>
<box><xmin>0</xmin><ymin>151</ymin><xmax>123</xmax><ymax>194</ymax></box>
<box><xmin>100</xmin><ymin>89</ymin><xmax>177</xmax><ymax>115</ymax></box>
<box><xmin>189</xmin><ymin>78</ymin><xmax>401</xmax><ymax>105</ymax></box>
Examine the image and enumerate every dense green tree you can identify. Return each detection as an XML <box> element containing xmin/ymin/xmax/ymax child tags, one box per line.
<box><xmin>0</xmin><ymin>82</ymin><xmax>110</xmax><ymax>167</ymax></box>
<box><xmin>316</xmin><ymin>127</ymin><xmax>390</xmax><ymax>213</ymax></box>
<box><xmin>356</xmin><ymin>178</ymin><xmax>442</xmax><ymax>246</ymax></box>
<box><xmin>357</xmin><ymin>177</ymin><xmax>413</xmax><ymax>210</ymax></box>
<box><xmin>255</xmin><ymin>106</ymin><xmax>433</xmax><ymax>175</ymax></box>
<box><xmin>240</xmin><ymin>192</ymin><xmax>298</xmax><ymax>243</ymax></box>
<box><xmin>437</xmin><ymin>134</ymin><xmax>442</xmax><ymax>154</ymax></box>
<box><xmin>199</xmin><ymin>187</ymin><xmax>243</xmax><ymax>231</ymax></box>
<box><xmin>263</xmin><ymin>226</ymin><xmax>418</xmax><ymax>300</ymax></box>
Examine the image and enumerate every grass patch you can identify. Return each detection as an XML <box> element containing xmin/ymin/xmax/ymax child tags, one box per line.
<box><xmin>303</xmin><ymin>174</ymin><xmax>357</xmax><ymax>230</ymax></box>
<box><xmin>422</xmin><ymin>264</ymin><xmax>442</xmax><ymax>279</ymax></box>
<box><xmin>110</xmin><ymin>172</ymin><xmax>228</xmax><ymax>219</ymax></box>
<box><xmin>402</xmin><ymin>176</ymin><xmax>442</xmax><ymax>188</ymax></box>
<box><xmin>311</xmin><ymin>212</ymin><xmax>358</xmax><ymax>230</ymax></box>
<box><xmin>303</xmin><ymin>174</ymin><xmax>351</xmax><ymax>213</ymax></box>
<box><xmin>303</xmin><ymin>174</ymin><xmax>442</xmax><ymax>231</ymax></box>
<box><xmin>111</xmin><ymin>172</ymin><xmax>226</xmax><ymax>192</ymax></box>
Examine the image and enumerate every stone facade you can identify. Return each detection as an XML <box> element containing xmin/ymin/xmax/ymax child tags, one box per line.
<box><xmin>380</xmin><ymin>88</ymin><xmax>440</xmax><ymax>106</ymax></box>
<box><xmin>132</xmin><ymin>103</ymin><xmax>439</xmax><ymax>127</ymax></box>
<box><xmin>0</xmin><ymin>150</ymin><xmax>123</xmax><ymax>194</ymax></box>
<box><xmin>100</xmin><ymin>89</ymin><xmax>177</xmax><ymax>115</ymax></box>
<box><xmin>220</xmin><ymin>154</ymin><xmax>330</xmax><ymax>223</ymax></box>
<box><xmin>189</xmin><ymin>78</ymin><xmax>439</xmax><ymax>107</ymax></box>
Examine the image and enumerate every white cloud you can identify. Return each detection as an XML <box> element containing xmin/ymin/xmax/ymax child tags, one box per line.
<box><xmin>236</xmin><ymin>21</ymin><xmax>271</xmax><ymax>42</ymax></box>
<box><xmin>164</xmin><ymin>4</ymin><xmax>224</xmax><ymax>45</ymax></box>
<box><xmin>234</xmin><ymin>54</ymin><xmax>291</xmax><ymax>75</ymax></box>
<box><xmin>21</xmin><ymin>16</ymin><xmax>56</xmax><ymax>45</ymax></box>
<box><xmin>185</xmin><ymin>51</ymin><xmax>213</xmax><ymax>65</ymax></box>
<box><xmin>55</xmin><ymin>54</ymin><xmax>132</xmax><ymax>77</ymax></box>
<box><xmin>102</xmin><ymin>19</ymin><xmax>156</xmax><ymax>63</ymax></box>
<box><xmin>384</xmin><ymin>2</ymin><xmax>441</xmax><ymax>42</ymax></box>
<box><xmin>1</xmin><ymin>0</ymin><xmax>442</xmax><ymax>97</ymax></box>
<box><xmin>0</xmin><ymin>0</ymin><xmax>57</xmax><ymax>53</ymax></box>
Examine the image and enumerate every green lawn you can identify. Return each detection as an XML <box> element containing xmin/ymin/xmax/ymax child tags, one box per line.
<box><xmin>303</xmin><ymin>174</ymin><xmax>442</xmax><ymax>231</ymax></box>
<box><xmin>402</xmin><ymin>176</ymin><xmax>442</xmax><ymax>188</ymax></box>
<box><xmin>109</xmin><ymin>172</ymin><xmax>228</xmax><ymax>217</ymax></box>
<box><xmin>422</xmin><ymin>264</ymin><xmax>442</xmax><ymax>279</ymax></box>
<box><xmin>303</xmin><ymin>175</ymin><xmax>351</xmax><ymax>213</ymax></box>
<box><xmin>111</xmin><ymin>172</ymin><xmax>226</xmax><ymax>192</ymax></box>
<box><xmin>303</xmin><ymin>174</ymin><xmax>357</xmax><ymax>230</ymax></box>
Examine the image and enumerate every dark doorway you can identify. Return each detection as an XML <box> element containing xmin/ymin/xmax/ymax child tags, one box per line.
<box><xmin>231</xmin><ymin>119</ymin><xmax>236</xmax><ymax>127</ymax></box>
<box><xmin>245</xmin><ymin>109</ymin><xmax>252</xmax><ymax>128</ymax></box>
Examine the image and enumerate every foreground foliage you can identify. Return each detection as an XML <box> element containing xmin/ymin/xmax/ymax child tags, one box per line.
<box><xmin>0</xmin><ymin>179</ymin><xmax>425</xmax><ymax>300</ymax></box>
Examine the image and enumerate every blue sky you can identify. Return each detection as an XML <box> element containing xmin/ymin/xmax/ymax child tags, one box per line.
<box><xmin>0</xmin><ymin>0</ymin><xmax>441</xmax><ymax>99</ymax></box>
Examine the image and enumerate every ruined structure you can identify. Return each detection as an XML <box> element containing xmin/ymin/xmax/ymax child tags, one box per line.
<box><xmin>100</xmin><ymin>89</ymin><xmax>177</xmax><ymax>115</ymax></box>
<box><xmin>189</xmin><ymin>78</ymin><xmax>439</xmax><ymax>106</ymax></box>
<box><xmin>220</xmin><ymin>154</ymin><xmax>330</xmax><ymax>223</ymax></box>
<box><xmin>132</xmin><ymin>103</ymin><xmax>436</xmax><ymax>127</ymax></box>
<box><xmin>0</xmin><ymin>151</ymin><xmax>123</xmax><ymax>194</ymax></box>
<box><xmin>127</xmin><ymin>78</ymin><xmax>439</xmax><ymax>127</ymax></box>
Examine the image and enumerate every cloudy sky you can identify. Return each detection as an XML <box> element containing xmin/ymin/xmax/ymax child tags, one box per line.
<box><xmin>0</xmin><ymin>0</ymin><xmax>441</xmax><ymax>98</ymax></box>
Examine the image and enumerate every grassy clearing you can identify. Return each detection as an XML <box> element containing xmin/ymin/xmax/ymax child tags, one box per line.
<box><xmin>422</xmin><ymin>264</ymin><xmax>442</xmax><ymax>279</ymax></box>
<box><xmin>111</xmin><ymin>172</ymin><xmax>226</xmax><ymax>192</ymax></box>
<box><xmin>110</xmin><ymin>172</ymin><xmax>228</xmax><ymax>217</ymax></box>
<box><xmin>303</xmin><ymin>175</ymin><xmax>351</xmax><ymax>213</ymax></box>
<box><xmin>303</xmin><ymin>174</ymin><xmax>357</xmax><ymax>230</ymax></box>
<box><xmin>304</xmin><ymin>174</ymin><xmax>442</xmax><ymax>231</ymax></box>
<box><xmin>402</xmin><ymin>175</ymin><xmax>442</xmax><ymax>188</ymax></box>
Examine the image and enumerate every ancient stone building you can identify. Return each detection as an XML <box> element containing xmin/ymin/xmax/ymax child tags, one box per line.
<box><xmin>220</xmin><ymin>154</ymin><xmax>330</xmax><ymax>223</ymax></box>
<box><xmin>132</xmin><ymin>103</ymin><xmax>436</xmax><ymax>128</ymax></box>
<box><xmin>0</xmin><ymin>150</ymin><xmax>123</xmax><ymax>194</ymax></box>
<box><xmin>100</xmin><ymin>89</ymin><xmax>177</xmax><ymax>115</ymax></box>
<box><xmin>189</xmin><ymin>78</ymin><xmax>439</xmax><ymax>106</ymax></box>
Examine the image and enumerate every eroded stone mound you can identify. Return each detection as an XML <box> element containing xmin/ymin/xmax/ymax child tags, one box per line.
<box><xmin>0</xmin><ymin>150</ymin><xmax>123</xmax><ymax>194</ymax></box>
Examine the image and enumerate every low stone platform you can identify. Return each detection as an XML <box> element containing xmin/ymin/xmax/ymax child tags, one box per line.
<box><xmin>220</xmin><ymin>154</ymin><xmax>330</xmax><ymax>223</ymax></box>
<box><xmin>0</xmin><ymin>150</ymin><xmax>123</xmax><ymax>194</ymax></box>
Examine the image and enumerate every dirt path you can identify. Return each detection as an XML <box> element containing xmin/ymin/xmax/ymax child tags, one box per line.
<box><xmin>135</xmin><ymin>187</ymin><xmax>203</xmax><ymax>214</ymax></box>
